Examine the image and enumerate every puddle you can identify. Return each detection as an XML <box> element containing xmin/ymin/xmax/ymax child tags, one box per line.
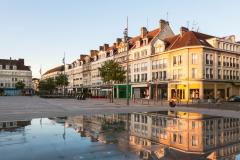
<box><xmin>0</xmin><ymin>110</ymin><xmax>240</xmax><ymax>160</ymax></box>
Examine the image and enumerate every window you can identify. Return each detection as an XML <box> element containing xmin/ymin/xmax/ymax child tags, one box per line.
<box><xmin>206</xmin><ymin>54</ymin><xmax>209</xmax><ymax>64</ymax></box>
<box><xmin>5</xmin><ymin>65</ymin><xmax>9</xmax><ymax>70</ymax></box>
<box><xmin>210</xmin><ymin>68</ymin><xmax>213</xmax><ymax>79</ymax></box>
<box><xmin>218</xmin><ymin>56</ymin><xmax>221</xmax><ymax>66</ymax></box>
<box><xmin>192</xmin><ymin>135</ymin><xmax>197</xmax><ymax>146</ymax></box>
<box><xmin>192</xmin><ymin>68</ymin><xmax>197</xmax><ymax>79</ymax></box>
<box><xmin>192</xmin><ymin>121</ymin><xmax>196</xmax><ymax>129</ymax></box>
<box><xmin>206</xmin><ymin>53</ymin><xmax>213</xmax><ymax>65</ymax></box>
<box><xmin>163</xmin><ymin>71</ymin><xmax>167</xmax><ymax>80</ymax></box>
<box><xmin>173</xmin><ymin>133</ymin><xmax>177</xmax><ymax>143</ymax></box>
<box><xmin>0</xmin><ymin>65</ymin><xmax>2</xmax><ymax>70</ymax></box>
<box><xmin>206</xmin><ymin>68</ymin><xmax>209</xmax><ymax>79</ymax></box>
<box><xmin>178</xmin><ymin>69</ymin><xmax>182</xmax><ymax>79</ymax></box>
<box><xmin>192</xmin><ymin>53</ymin><xmax>198</xmax><ymax>64</ymax></box>
<box><xmin>178</xmin><ymin>55</ymin><xmax>182</xmax><ymax>65</ymax></box>
<box><xmin>163</xmin><ymin>59</ymin><xmax>167</xmax><ymax>68</ymax></box>
<box><xmin>173</xmin><ymin>70</ymin><xmax>177</xmax><ymax>80</ymax></box>
<box><xmin>141</xmin><ymin>50</ymin><xmax>147</xmax><ymax>57</ymax></box>
<box><xmin>179</xmin><ymin>134</ymin><xmax>183</xmax><ymax>144</ymax></box>
<box><xmin>173</xmin><ymin>56</ymin><xmax>177</xmax><ymax>65</ymax></box>
<box><xmin>134</xmin><ymin>52</ymin><xmax>140</xmax><ymax>59</ymax></box>
<box><xmin>218</xmin><ymin>69</ymin><xmax>221</xmax><ymax>79</ymax></box>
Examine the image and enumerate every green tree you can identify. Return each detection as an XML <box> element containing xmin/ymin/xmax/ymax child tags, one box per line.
<box><xmin>55</xmin><ymin>74</ymin><xmax>69</xmax><ymax>87</ymax></box>
<box><xmin>38</xmin><ymin>78</ymin><xmax>56</xmax><ymax>94</ymax></box>
<box><xmin>98</xmin><ymin>60</ymin><xmax>126</xmax><ymax>83</ymax></box>
<box><xmin>15</xmin><ymin>81</ymin><xmax>26</xmax><ymax>95</ymax></box>
<box><xmin>0</xmin><ymin>88</ymin><xmax>4</xmax><ymax>96</ymax></box>
<box><xmin>15</xmin><ymin>81</ymin><xmax>25</xmax><ymax>90</ymax></box>
<box><xmin>55</xmin><ymin>74</ymin><xmax>69</xmax><ymax>95</ymax></box>
<box><xmin>98</xmin><ymin>60</ymin><xmax>126</xmax><ymax>102</ymax></box>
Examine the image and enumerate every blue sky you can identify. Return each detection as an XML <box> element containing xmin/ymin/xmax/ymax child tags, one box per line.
<box><xmin>0</xmin><ymin>0</ymin><xmax>239</xmax><ymax>77</ymax></box>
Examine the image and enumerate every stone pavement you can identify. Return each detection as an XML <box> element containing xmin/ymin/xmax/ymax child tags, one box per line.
<box><xmin>0</xmin><ymin>96</ymin><xmax>239</xmax><ymax>121</ymax></box>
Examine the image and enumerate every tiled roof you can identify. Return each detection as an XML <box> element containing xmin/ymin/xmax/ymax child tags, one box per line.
<box><xmin>0</xmin><ymin>58</ymin><xmax>31</xmax><ymax>71</ymax></box>
<box><xmin>80</xmin><ymin>55</ymin><xmax>88</xmax><ymax>61</ymax></box>
<box><xmin>129</xmin><ymin>28</ymin><xmax>160</xmax><ymax>49</ymax></box>
<box><xmin>42</xmin><ymin>65</ymin><xmax>64</xmax><ymax>76</ymax></box>
<box><xmin>165</xmin><ymin>31</ymin><xmax>214</xmax><ymax>50</ymax></box>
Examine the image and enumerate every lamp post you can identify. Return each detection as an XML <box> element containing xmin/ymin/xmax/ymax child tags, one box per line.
<box><xmin>124</xmin><ymin>17</ymin><xmax>129</xmax><ymax>106</ymax></box>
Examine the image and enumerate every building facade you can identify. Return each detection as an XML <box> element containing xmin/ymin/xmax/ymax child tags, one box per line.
<box><xmin>42</xmin><ymin>19</ymin><xmax>240</xmax><ymax>101</ymax></box>
<box><xmin>0</xmin><ymin>58</ymin><xmax>32</xmax><ymax>95</ymax></box>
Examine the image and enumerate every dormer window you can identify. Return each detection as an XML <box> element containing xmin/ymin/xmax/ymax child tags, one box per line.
<box><xmin>5</xmin><ymin>65</ymin><xmax>9</xmax><ymax>70</ymax></box>
<box><xmin>13</xmin><ymin>65</ymin><xmax>17</xmax><ymax>70</ymax></box>
<box><xmin>94</xmin><ymin>56</ymin><xmax>97</xmax><ymax>61</ymax></box>
<box><xmin>110</xmin><ymin>50</ymin><xmax>113</xmax><ymax>56</ymax></box>
<box><xmin>143</xmin><ymin>39</ymin><xmax>148</xmax><ymax>46</ymax></box>
<box><xmin>136</xmin><ymin>41</ymin><xmax>141</xmax><ymax>48</ymax></box>
<box><xmin>0</xmin><ymin>65</ymin><xmax>2</xmax><ymax>70</ymax></box>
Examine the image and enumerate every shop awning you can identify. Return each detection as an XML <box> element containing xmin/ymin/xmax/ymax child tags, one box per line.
<box><xmin>132</xmin><ymin>84</ymin><xmax>148</xmax><ymax>88</ymax></box>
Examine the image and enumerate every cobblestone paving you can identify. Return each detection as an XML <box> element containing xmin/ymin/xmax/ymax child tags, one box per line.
<box><xmin>0</xmin><ymin>96</ymin><xmax>239</xmax><ymax>121</ymax></box>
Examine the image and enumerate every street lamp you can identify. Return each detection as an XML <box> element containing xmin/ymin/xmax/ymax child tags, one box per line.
<box><xmin>123</xmin><ymin>18</ymin><xmax>129</xmax><ymax>106</ymax></box>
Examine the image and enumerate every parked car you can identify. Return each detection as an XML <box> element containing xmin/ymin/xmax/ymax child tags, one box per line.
<box><xmin>228</xmin><ymin>96</ymin><xmax>240</xmax><ymax>102</ymax></box>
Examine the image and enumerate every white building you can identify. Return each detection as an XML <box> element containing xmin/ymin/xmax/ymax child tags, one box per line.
<box><xmin>0</xmin><ymin>58</ymin><xmax>32</xmax><ymax>95</ymax></box>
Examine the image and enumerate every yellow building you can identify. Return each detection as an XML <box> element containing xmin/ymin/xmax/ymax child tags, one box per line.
<box><xmin>151</xmin><ymin>27</ymin><xmax>240</xmax><ymax>101</ymax></box>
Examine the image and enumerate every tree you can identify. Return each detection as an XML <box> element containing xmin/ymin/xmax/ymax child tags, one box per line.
<box><xmin>15</xmin><ymin>81</ymin><xmax>25</xmax><ymax>90</ymax></box>
<box><xmin>0</xmin><ymin>88</ymin><xmax>4</xmax><ymax>96</ymax></box>
<box><xmin>15</xmin><ymin>81</ymin><xmax>25</xmax><ymax>95</ymax></box>
<box><xmin>55</xmin><ymin>74</ymin><xmax>69</xmax><ymax>95</ymax></box>
<box><xmin>38</xmin><ymin>78</ymin><xmax>56</xmax><ymax>94</ymax></box>
<box><xmin>98</xmin><ymin>60</ymin><xmax>126</xmax><ymax>102</ymax></box>
<box><xmin>98</xmin><ymin>60</ymin><xmax>126</xmax><ymax>83</ymax></box>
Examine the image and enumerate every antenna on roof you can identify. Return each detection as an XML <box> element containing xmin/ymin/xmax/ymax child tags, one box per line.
<box><xmin>186</xmin><ymin>21</ymin><xmax>190</xmax><ymax>29</ymax></box>
<box><xmin>166</xmin><ymin>12</ymin><xmax>169</xmax><ymax>21</ymax></box>
<box><xmin>147</xmin><ymin>17</ymin><xmax>149</xmax><ymax>29</ymax></box>
<box><xmin>197</xmin><ymin>26</ymin><xmax>200</xmax><ymax>32</ymax></box>
<box><xmin>192</xmin><ymin>20</ymin><xmax>198</xmax><ymax>31</ymax></box>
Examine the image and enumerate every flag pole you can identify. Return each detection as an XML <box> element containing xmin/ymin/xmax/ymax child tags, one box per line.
<box><xmin>124</xmin><ymin>17</ymin><xmax>130</xmax><ymax>106</ymax></box>
<box><xmin>63</xmin><ymin>52</ymin><xmax>66</xmax><ymax>96</ymax></box>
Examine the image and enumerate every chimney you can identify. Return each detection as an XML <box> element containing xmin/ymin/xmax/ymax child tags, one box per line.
<box><xmin>180</xmin><ymin>27</ymin><xmax>189</xmax><ymax>36</ymax></box>
<box><xmin>18</xmin><ymin>58</ymin><xmax>24</xmax><ymax>64</ymax></box>
<box><xmin>90</xmin><ymin>50</ymin><xmax>98</xmax><ymax>56</ymax></box>
<box><xmin>99</xmin><ymin>46</ymin><xmax>104</xmax><ymax>51</ymax></box>
<box><xmin>103</xmin><ymin>44</ymin><xmax>109</xmax><ymax>51</ymax></box>
<box><xmin>159</xmin><ymin>19</ymin><xmax>169</xmax><ymax>30</ymax></box>
<box><xmin>116</xmin><ymin>38</ymin><xmax>122</xmax><ymax>44</ymax></box>
<box><xmin>140</xmin><ymin>27</ymin><xmax>148</xmax><ymax>38</ymax></box>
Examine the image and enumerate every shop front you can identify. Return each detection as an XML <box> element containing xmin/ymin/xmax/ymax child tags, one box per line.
<box><xmin>151</xmin><ymin>83</ymin><xmax>168</xmax><ymax>100</ymax></box>
<box><xmin>113</xmin><ymin>85</ymin><xmax>131</xmax><ymax>99</ymax></box>
<box><xmin>132</xmin><ymin>84</ymin><xmax>149</xmax><ymax>99</ymax></box>
<box><xmin>168</xmin><ymin>82</ymin><xmax>202</xmax><ymax>101</ymax></box>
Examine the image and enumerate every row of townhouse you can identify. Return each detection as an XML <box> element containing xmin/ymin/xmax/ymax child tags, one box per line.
<box><xmin>42</xmin><ymin>19</ymin><xmax>240</xmax><ymax>101</ymax></box>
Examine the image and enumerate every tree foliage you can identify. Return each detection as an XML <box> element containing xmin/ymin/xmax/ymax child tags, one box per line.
<box><xmin>15</xmin><ymin>81</ymin><xmax>25</xmax><ymax>90</ymax></box>
<box><xmin>38</xmin><ymin>78</ymin><xmax>56</xmax><ymax>94</ymax></box>
<box><xmin>55</xmin><ymin>74</ymin><xmax>69</xmax><ymax>87</ymax></box>
<box><xmin>98</xmin><ymin>60</ymin><xmax>126</xmax><ymax>83</ymax></box>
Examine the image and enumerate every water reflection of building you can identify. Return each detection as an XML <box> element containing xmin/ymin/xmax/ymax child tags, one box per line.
<box><xmin>65</xmin><ymin>114</ymin><xmax>128</xmax><ymax>143</ymax></box>
<box><xmin>130</xmin><ymin>111</ymin><xmax>240</xmax><ymax>160</ymax></box>
<box><xmin>0</xmin><ymin>120</ymin><xmax>31</xmax><ymax>131</ymax></box>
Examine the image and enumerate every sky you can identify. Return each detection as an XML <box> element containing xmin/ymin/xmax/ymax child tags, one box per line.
<box><xmin>0</xmin><ymin>0</ymin><xmax>239</xmax><ymax>78</ymax></box>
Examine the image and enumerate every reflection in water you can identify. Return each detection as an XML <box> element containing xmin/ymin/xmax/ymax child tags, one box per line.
<box><xmin>0</xmin><ymin>111</ymin><xmax>239</xmax><ymax>160</ymax></box>
<box><xmin>129</xmin><ymin>111</ymin><xmax>240</xmax><ymax>160</ymax></box>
